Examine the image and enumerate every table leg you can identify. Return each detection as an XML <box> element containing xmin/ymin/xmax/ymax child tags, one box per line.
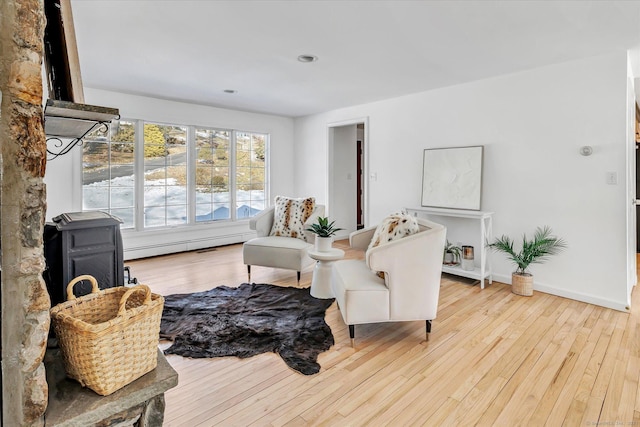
<box><xmin>310</xmin><ymin>260</ymin><xmax>334</xmax><ymax>299</ymax></box>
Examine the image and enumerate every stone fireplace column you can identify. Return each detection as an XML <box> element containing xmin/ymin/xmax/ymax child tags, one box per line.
<box><xmin>0</xmin><ymin>0</ymin><xmax>50</xmax><ymax>425</ymax></box>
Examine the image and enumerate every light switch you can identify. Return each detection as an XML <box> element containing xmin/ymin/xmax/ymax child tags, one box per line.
<box><xmin>606</xmin><ymin>172</ymin><xmax>618</xmax><ymax>185</ymax></box>
<box><xmin>370</xmin><ymin>172</ymin><xmax>377</xmax><ymax>181</ymax></box>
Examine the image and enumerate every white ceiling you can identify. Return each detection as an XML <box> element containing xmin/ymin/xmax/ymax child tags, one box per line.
<box><xmin>71</xmin><ymin>0</ymin><xmax>640</xmax><ymax>118</ymax></box>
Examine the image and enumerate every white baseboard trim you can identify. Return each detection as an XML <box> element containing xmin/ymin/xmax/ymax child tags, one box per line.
<box><xmin>490</xmin><ymin>273</ymin><xmax>629</xmax><ymax>312</ymax></box>
<box><xmin>123</xmin><ymin>232</ymin><xmax>254</xmax><ymax>260</ymax></box>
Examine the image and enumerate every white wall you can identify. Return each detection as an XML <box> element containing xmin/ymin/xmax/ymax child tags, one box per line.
<box><xmin>294</xmin><ymin>51</ymin><xmax>632</xmax><ymax>311</ymax></box>
<box><xmin>44</xmin><ymin>88</ymin><xmax>296</xmax><ymax>259</ymax></box>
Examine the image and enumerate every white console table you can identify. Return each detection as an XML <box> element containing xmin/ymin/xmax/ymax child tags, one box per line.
<box><xmin>406</xmin><ymin>207</ymin><xmax>493</xmax><ymax>289</ymax></box>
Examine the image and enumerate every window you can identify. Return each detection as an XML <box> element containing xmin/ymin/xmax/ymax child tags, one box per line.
<box><xmin>81</xmin><ymin>119</ymin><xmax>268</xmax><ymax>230</ymax></box>
<box><xmin>236</xmin><ymin>132</ymin><xmax>266</xmax><ymax>218</ymax></box>
<box><xmin>143</xmin><ymin>123</ymin><xmax>188</xmax><ymax>227</ymax></box>
<box><xmin>195</xmin><ymin>128</ymin><xmax>231</xmax><ymax>221</ymax></box>
<box><xmin>82</xmin><ymin>120</ymin><xmax>136</xmax><ymax>228</ymax></box>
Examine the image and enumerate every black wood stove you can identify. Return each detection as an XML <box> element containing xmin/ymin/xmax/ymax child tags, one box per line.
<box><xmin>43</xmin><ymin>211</ymin><xmax>132</xmax><ymax>306</ymax></box>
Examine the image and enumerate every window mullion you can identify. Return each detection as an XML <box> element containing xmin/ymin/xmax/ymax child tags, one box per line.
<box><xmin>187</xmin><ymin>125</ymin><xmax>196</xmax><ymax>224</ymax></box>
<box><xmin>107</xmin><ymin>133</ymin><xmax>112</xmax><ymax>214</ymax></box>
<box><xmin>230</xmin><ymin>130</ymin><xmax>237</xmax><ymax>221</ymax></box>
<box><xmin>135</xmin><ymin>120</ymin><xmax>144</xmax><ymax>231</ymax></box>
<box><xmin>265</xmin><ymin>134</ymin><xmax>270</xmax><ymax>209</ymax></box>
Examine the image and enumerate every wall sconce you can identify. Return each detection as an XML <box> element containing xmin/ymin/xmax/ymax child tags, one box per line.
<box><xmin>580</xmin><ymin>146</ymin><xmax>593</xmax><ymax>156</ymax></box>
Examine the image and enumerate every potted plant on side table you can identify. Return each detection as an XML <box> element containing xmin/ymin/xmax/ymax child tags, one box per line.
<box><xmin>306</xmin><ymin>216</ymin><xmax>343</xmax><ymax>252</ymax></box>
<box><xmin>443</xmin><ymin>240</ymin><xmax>462</xmax><ymax>265</ymax></box>
<box><xmin>487</xmin><ymin>226</ymin><xmax>566</xmax><ymax>296</ymax></box>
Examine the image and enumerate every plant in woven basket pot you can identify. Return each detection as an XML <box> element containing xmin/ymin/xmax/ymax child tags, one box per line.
<box><xmin>443</xmin><ymin>240</ymin><xmax>462</xmax><ymax>265</ymax></box>
<box><xmin>487</xmin><ymin>226</ymin><xmax>567</xmax><ymax>296</ymax></box>
<box><xmin>306</xmin><ymin>216</ymin><xmax>343</xmax><ymax>252</ymax></box>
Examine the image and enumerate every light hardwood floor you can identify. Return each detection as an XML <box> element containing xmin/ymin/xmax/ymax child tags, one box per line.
<box><xmin>127</xmin><ymin>241</ymin><xmax>640</xmax><ymax>426</ymax></box>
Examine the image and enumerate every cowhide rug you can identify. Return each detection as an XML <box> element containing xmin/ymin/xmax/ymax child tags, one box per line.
<box><xmin>160</xmin><ymin>283</ymin><xmax>335</xmax><ymax>375</ymax></box>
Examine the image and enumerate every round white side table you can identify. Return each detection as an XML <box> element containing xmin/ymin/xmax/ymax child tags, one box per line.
<box><xmin>308</xmin><ymin>248</ymin><xmax>345</xmax><ymax>299</ymax></box>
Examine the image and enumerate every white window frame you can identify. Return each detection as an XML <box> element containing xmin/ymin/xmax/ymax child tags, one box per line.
<box><xmin>83</xmin><ymin>118</ymin><xmax>269</xmax><ymax>231</ymax></box>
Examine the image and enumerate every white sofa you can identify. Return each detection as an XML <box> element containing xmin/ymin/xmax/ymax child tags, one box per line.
<box><xmin>331</xmin><ymin>217</ymin><xmax>446</xmax><ymax>345</ymax></box>
<box><xmin>243</xmin><ymin>204</ymin><xmax>325</xmax><ymax>283</ymax></box>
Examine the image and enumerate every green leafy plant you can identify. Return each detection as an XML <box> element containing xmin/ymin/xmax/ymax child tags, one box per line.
<box><xmin>444</xmin><ymin>240</ymin><xmax>462</xmax><ymax>263</ymax></box>
<box><xmin>487</xmin><ymin>226</ymin><xmax>567</xmax><ymax>275</ymax></box>
<box><xmin>141</xmin><ymin>123</ymin><xmax>169</xmax><ymax>158</ymax></box>
<box><xmin>306</xmin><ymin>216</ymin><xmax>343</xmax><ymax>238</ymax></box>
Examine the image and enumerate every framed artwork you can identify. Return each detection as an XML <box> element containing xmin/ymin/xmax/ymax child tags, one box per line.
<box><xmin>421</xmin><ymin>145</ymin><xmax>484</xmax><ymax>210</ymax></box>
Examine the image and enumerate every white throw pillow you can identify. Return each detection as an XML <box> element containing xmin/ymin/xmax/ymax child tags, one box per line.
<box><xmin>368</xmin><ymin>212</ymin><xmax>420</xmax><ymax>252</ymax></box>
<box><xmin>269</xmin><ymin>196</ymin><xmax>316</xmax><ymax>240</ymax></box>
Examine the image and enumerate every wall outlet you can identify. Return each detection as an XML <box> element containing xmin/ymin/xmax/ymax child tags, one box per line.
<box><xmin>606</xmin><ymin>172</ymin><xmax>618</xmax><ymax>185</ymax></box>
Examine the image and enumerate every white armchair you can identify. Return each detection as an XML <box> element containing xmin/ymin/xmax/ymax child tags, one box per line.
<box><xmin>331</xmin><ymin>217</ymin><xmax>446</xmax><ymax>345</ymax></box>
<box><xmin>243</xmin><ymin>204</ymin><xmax>325</xmax><ymax>283</ymax></box>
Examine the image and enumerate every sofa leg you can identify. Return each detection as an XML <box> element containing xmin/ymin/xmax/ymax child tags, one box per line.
<box><xmin>426</xmin><ymin>320</ymin><xmax>432</xmax><ymax>341</ymax></box>
<box><xmin>247</xmin><ymin>265</ymin><xmax>251</xmax><ymax>282</ymax></box>
<box><xmin>349</xmin><ymin>325</ymin><xmax>355</xmax><ymax>348</ymax></box>
<box><xmin>297</xmin><ymin>271</ymin><xmax>301</xmax><ymax>284</ymax></box>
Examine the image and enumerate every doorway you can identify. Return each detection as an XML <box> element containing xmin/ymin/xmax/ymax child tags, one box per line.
<box><xmin>327</xmin><ymin>118</ymin><xmax>368</xmax><ymax>238</ymax></box>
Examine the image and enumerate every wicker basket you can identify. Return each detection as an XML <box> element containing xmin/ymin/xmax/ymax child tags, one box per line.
<box><xmin>511</xmin><ymin>273</ymin><xmax>534</xmax><ymax>296</ymax></box>
<box><xmin>50</xmin><ymin>275</ymin><xmax>165</xmax><ymax>396</ymax></box>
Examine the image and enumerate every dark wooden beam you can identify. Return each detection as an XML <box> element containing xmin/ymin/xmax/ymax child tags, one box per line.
<box><xmin>43</xmin><ymin>0</ymin><xmax>84</xmax><ymax>103</ymax></box>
